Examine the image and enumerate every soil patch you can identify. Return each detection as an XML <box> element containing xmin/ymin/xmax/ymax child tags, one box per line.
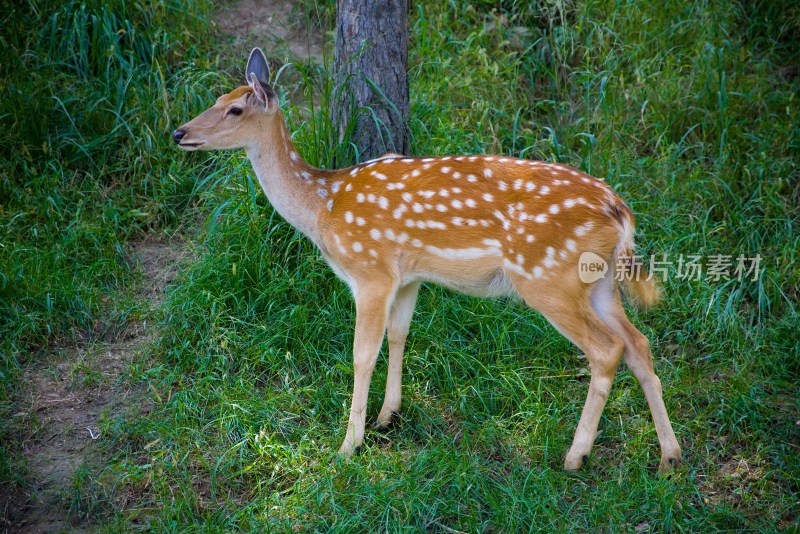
<box><xmin>2</xmin><ymin>239</ymin><xmax>189</xmax><ymax>533</ymax></box>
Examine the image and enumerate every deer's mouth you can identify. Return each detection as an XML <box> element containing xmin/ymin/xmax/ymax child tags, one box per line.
<box><xmin>178</xmin><ymin>141</ymin><xmax>206</xmax><ymax>150</ymax></box>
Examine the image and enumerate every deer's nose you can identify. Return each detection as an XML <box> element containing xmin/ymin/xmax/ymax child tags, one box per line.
<box><xmin>172</xmin><ymin>129</ymin><xmax>187</xmax><ymax>144</ymax></box>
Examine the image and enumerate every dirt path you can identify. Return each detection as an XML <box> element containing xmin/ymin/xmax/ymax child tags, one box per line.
<box><xmin>3</xmin><ymin>240</ymin><xmax>188</xmax><ymax>533</ymax></box>
<box><xmin>215</xmin><ymin>0</ymin><xmax>325</xmax><ymax>64</ymax></box>
<box><xmin>3</xmin><ymin>2</ymin><xmax>323</xmax><ymax>531</ymax></box>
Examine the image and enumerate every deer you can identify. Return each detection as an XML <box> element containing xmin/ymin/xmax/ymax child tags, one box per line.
<box><xmin>173</xmin><ymin>48</ymin><xmax>682</xmax><ymax>473</ymax></box>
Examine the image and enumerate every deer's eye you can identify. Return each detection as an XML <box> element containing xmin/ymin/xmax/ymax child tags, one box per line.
<box><xmin>228</xmin><ymin>107</ymin><xmax>243</xmax><ymax>116</ymax></box>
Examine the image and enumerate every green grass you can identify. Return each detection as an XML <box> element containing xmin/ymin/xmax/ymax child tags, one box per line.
<box><xmin>2</xmin><ymin>0</ymin><xmax>798</xmax><ymax>531</ymax></box>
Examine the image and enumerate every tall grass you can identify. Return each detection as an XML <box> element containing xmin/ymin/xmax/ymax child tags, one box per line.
<box><xmin>2</xmin><ymin>0</ymin><xmax>798</xmax><ymax>530</ymax></box>
<box><xmin>0</xmin><ymin>0</ymin><xmax>221</xmax><ymax>481</ymax></box>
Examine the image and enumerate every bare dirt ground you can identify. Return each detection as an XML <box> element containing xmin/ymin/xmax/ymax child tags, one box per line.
<box><xmin>2</xmin><ymin>2</ymin><xmax>323</xmax><ymax>532</ymax></box>
<box><xmin>2</xmin><ymin>239</ymin><xmax>189</xmax><ymax>533</ymax></box>
<box><xmin>214</xmin><ymin>0</ymin><xmax>326</xmax><ymax>64</ymax></box>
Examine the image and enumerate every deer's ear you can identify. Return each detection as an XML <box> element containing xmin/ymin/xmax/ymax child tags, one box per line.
<box><xmin>250</xmin><ymin>74</ymin><xmax>279</xmax><ymax>111</ymax></box>
<box><xmin>245</xmin><ymin>47</ymin><xmax>270</xmax><ymax>88</ymax></box>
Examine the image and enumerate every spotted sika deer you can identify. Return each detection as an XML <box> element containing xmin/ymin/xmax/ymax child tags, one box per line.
<box><xmin>173</xmin><ymin>48</ymin><xmax>681</xmax><ymax>472</ymax></box>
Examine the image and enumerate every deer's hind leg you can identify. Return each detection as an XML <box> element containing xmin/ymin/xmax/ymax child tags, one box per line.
<box><xmin>511</xmin><ymin>276</ymin><xmax>625</xmax><ymax>471</ymax></box>
<box><xmin>590</xmin><ymin>275</ymin><xmax>681</xmax><ymax>472</ymax></box>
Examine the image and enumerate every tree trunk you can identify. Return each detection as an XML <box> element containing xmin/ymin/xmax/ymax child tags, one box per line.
<box><xmin>333</xmin><ymin>0</ymin><xmax>410</xmax><ymax>162</ymax></box>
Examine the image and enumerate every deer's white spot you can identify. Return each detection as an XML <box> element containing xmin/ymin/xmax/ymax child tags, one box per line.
<box><xmin>370</xmin><ymin>228</ymin><xmax>381</xmax><ymax>240</ymax></box>
<box><xmin>369</xmin><ymin>249</ymin><xmax>378</xmax><ymax>258</ymax></box>
<box><xmin>503</xmin><ymin>258</ymin><xmax>531</xmax><ymax>279</ymax></box>
<box><xmin>482</xmin><ymin>193</ymin><xmax>494</xmax><ymax>202</ymax></box>
<box><xmin>565</xmin><ymin>239</ymin><xmax>577</xmax><ymax>252</ymax></box>
<box><xmin>318</xmin><ymin>188</ymin><xmax>328</xmax><ymax>198</ymax></box>
<box><xmin>352</xmin><ymin>242</ymin><xmax>363</xmax><ymax>253</ymax></box>
<box><xmin>327</xmin><ymin>199</ymin><xmax>334</xmax><ymax>211</ymax></box>
<box><xmin>539</xmin><ymin>186</ymin><xmax>550</xmax><ymax>195</ymax></box>
<box><xmin>574</xmin><ymin>221</ymin><xmax>594</xmax><ymax>236</ymax></box>
<box><xmin>402</xmin><ymin>192</ymin><xmax>413</xmax><ymax>203</ymax></box>
<box><xmin>533</xmin><ymin>266</ymin><xmax>544</xmax><ymax>278</ymax></box>
<box><xmin>525</xmin><ymin>182</ymin><xmax>536</xmax><ymax>192</ymax></box>
<box><xmin>549</xmin><ymin>204</ymin><xmax>560</xmax><ymax>214</ymax></box>
<box><xmin>451</xmin><ymin>217</ymin><xmax>464</xmax><ymax>226</ymax></box>
<box><xmin>356</xmin><ymin>217</ymin><xmax>366</xmax><ymax>226</ymax></box>
<box><xmin>465</xmin><ymin>198</ymin><xmax>477</xmax><ymax>208</ymax></box>
<box><xmin>426</xmin><ymin>245</ymin><xmax>501</xmax><ymax>260</ymax></box>
<box><xmin>564</xmin><ymin>198</ymin><xmax>577</xmax><ymax>208</ymax></box>
<box><xmin>498</xmin><ymin>181</ymin><xmax>508</xmax><ymax>191</ymax></box>
<box><xmin>526</xmin><ymin>234</ymin><xmax>535</xmax><ymax>243</ymax></box>
<box><xmin>372</xmin><ymin>171</ymin><xmax>388</xmax><ymax>180</ymax></box>
<box><xmin>482</xmin><ymin>238</ymin><xmax>502</xmax><ymax>248</ymax></box>
<box><xmin>412</xmin><ymin>203</ymin><xmax>424</xmax><ymax>213</ymax></box>
<box><xmin>393</xmin><ymin>204</ymin><xmax>408</xmax><ymax>219</ymax></box>
<box><xmin>451</xmin><ymin>199</ymin><xmax>463</xmax><ymax>209</ymax></box>
<box><xmin>438</xmin><ymin>189</ymin><xmax>450</xmax><ymax>197</ymax></box>
<box><xmin>396</xmin><ymin>232</ymin><xmax>409</xmax><ymax>244</ymax></box>
<box><xmin>484</xmin><ymin>168</ymin><xmax>493</xmax><ymax>178</ymax></box>
<box><xmin>535</xmin><ymin>214</ymin><xmax>548</xmax><ymax>223</ymax></box>
<box><xmin>378</xmin><ymin>196</ymin><xmax>389</xmax><ymax>209</ymax></box>
<box><xmin>435</xmin><ymin>203</ymin><xmax>448</xmax><ymax>212</ymax></box>
<box><xmin>418</xmin><ymin>190</ymin><xmax>436</xmax><ymax>199</ymax></box>
<box><xmin>333</xmin><ymin>234</ymin><xmax>347</xmax><ymax>254</ymax></box>
<box><xmin>345</xmin><ymin>211</ymin><xmax>354</xmax><ymax>223</ymax></box>
<box><xmin>356</xmin><ymin>193</ymin><xmax>365</xmax><ymax>203</ymax></box>
<box><xmin>513</xmin><ymin>179</ymin><xmax>523</xmax><ymax>190</ymax></box>
<box><xmin>441</xmin><ymin>166</ymin><xmax>451</xmax><ymax>174</ymax></box>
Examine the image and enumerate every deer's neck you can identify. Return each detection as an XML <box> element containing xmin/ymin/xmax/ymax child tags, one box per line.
<box><xmin>246</xmin><ymin>114</ymin><xmax>328</xmax><ymax>244</ymax></box>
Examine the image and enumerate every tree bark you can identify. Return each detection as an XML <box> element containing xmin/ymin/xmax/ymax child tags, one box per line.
<box><xmin>333</xmin><ymin>0</ymin><xmax>410</xmax><ymax>161</ymax></box>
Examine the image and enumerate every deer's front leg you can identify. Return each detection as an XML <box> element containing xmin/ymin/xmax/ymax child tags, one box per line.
<box><xmin>338</xmin><ymin>285</ymin><xmax>395</xmax><ymax>456</ymax></box>
<box><xmin>376</xmin><ymin>282</ymin><xmax>420</xmax><ymax>428</ymax></box>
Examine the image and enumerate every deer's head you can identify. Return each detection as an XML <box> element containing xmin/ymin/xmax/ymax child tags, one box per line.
<box><xmin>173</xmin><ymin>48</ymin><xmax>279</xmax><ymax>151</ymax></box>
